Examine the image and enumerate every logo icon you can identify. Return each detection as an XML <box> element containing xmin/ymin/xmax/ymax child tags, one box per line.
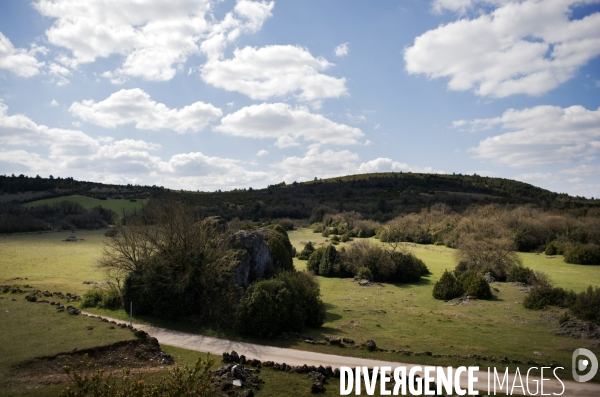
<box><xmin>572</xmin><ymin>348</ymin><xmax>598</xmax><ymax>382</ymax></box>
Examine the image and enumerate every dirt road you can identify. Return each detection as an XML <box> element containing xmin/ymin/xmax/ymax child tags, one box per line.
<box><xmin>84</xmin><ymin>312</ymin><xmax>599</xmax><ymax>396</ymax></box>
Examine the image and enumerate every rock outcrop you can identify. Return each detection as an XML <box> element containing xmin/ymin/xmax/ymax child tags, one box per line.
<box><xmin>229</xmin><ymin>230</ymin><xmax>273</xmax><ymax>287</ymax></box>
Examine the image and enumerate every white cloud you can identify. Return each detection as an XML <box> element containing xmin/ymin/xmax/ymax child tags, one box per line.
<box><xmin>0</xmin><ymin>102</ymin><xmax>274</xmax><ymax>190</ymax></box>
<box><xmin>405</xmin><ymin>0</ymin><xmax>600</xmax><ymax>97</ymax></box>
<box><xmin>272</xmin><ymin>145</ymin><xmax>360</xmax><ymax>179</ymax></box>
<box><xmin>215</xmin><ymin>103</ymin><xmax>364</xmax><ymax>147</ymax></box>
<box><xmin>50</xmin><ymin>100</ymin><xmax>59</xmax><ymax>107</ymax></box>
<box><xmin>271</xmin><ymin>145</ymin><xmax>442</xmax><ymax>182</ymax></box>
<box><xmin>34</xmin><ymin>0</ymin><xmax>273</xmax><ymax>82</ymax></box>
<box><xmin>201</xmin><ymin>45</ymin><xmax>347</xmax><ymax>101</ymax></box>
<box><xmin>69</xmin><ymin>88</ymin><xmax>222</xmax><ymax>133</ymax></box>
<box><xmin>358</xmin><ymin>158</ymin><xmax>443</xmax><ymax>174</ymax></box>
<box><xmin>257</xmin><ymin>149</ymin><xmax>269</xmax><ymax>156</ymax></box>
<box><xmin>466</xmin><ymin>105</ymin><xmax>600</xmax><ymax>167</ymax></box>
<box><xmin>0</xmin><ymin>32</ymin><xmax>45</xmax><ymax>77</ymax></box>
<box><xmin>334</xmin><ymin>42</ymin><xmax>349</xmax><ymax>57</ymax></box>
<box><xmin>346</xmin><ymin>112</ymin><xmax>366</xmax><ymax>123</ymax></box>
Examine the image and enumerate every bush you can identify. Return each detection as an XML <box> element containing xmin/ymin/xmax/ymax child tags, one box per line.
<box><xmin>278</xmin><ymin>218</ymin><xmax>295</xmax><ymax>231</ymax></box>
<box><xmin>340</xmin><ymin>241</ymin><xmax>393</xmax><ymax>281</ymax></box>
<box><xmin>340</xmin><ymin>233</ymin><xmax>351</xmax><ymax>242</ymax></box>
<box><xmin>234</xmin><ymin>271</ymin><xmax>325</xmax><ymax>336</ymax></box>
<box><xmin>388</xmin><ymin>251</ymin><xmax>429</xmax><ymax>283</ymax></box>
<box><xmin>522</xmin><ymin>286</ymin><xmax>577</xmax><ymax>310</ymax></box>
<box><xmin>460</xmin><ymin>272</ymin><xmax>492</xmax><ymax>299</ymax></box>
<box><xmin>60</xmin><ymin>356</ymin><xmax>216</xmax><ymax>397</ymax></box>
<box><xmin>104</xmin><ymin>228</ymin><xmax>118</xmax><ymax>237</ymax></box>
<box><xmin>319</xmin><ymin>245</ymin><xmax>339</xmax><ymax>277</ymax></box>
<box><xmin>356</xmin><ymin>267</ymin><xmax>374</xmax><ymax>281</ymax></box>
<box><xmin>307</xmin><ymin>247</ymin><xmax>326</xmax><ymax>274</ymax></box>
<box><xmin>564</xmin><ymin>244</ymin><xmax>600</xmax><ymax>265</ymax></box>
<box><xmin>81</xmin><ymin>289</ymin><xmax>104</xmax><ymax>308</ymax></box>
<box><xmin>297</xmin><ymin>242</ymin><xmax>315</xmax><ymax>260</ymax></box>
<box><xmin>544</xmin><ymin>240</ymin><xmax>568</xmax><ymax>255</ymax></box>
<box><xmin>570</xmin><ymin>286</ymin><xmax>600</xmax><ymax>324</ymax></box>
<box><xmin>506</xmin><ymin>264</ymin><xmax>535</xmax><ymax>284</ymax></box>
<box><xmin>262</xmin><ymin>225</ymin><xmax>294</xmax><ymax>272</ymax></box>
<box><xmin>433</xmin><ymin>270</ymin><xmax>464</xmax><ymax>300</ymax></box>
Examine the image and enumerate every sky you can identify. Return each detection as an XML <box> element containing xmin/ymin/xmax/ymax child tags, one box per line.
<box><xmin>0</xmin><ymin>0</ymin><xmax>599</xmax><ymax>197</ymax></box>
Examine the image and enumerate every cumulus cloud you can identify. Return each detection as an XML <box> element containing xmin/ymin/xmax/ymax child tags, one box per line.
<box><xmin>202</xmin><ymin>45</ymin><xmax>347</xmax><ymax>101</ymax></box>
<box><xmin>358</xmin><ymin>158</ymin><xmax>444</xmax><ymax>174</ymax></box>
<box><xmin>0</xmin><ymin>32</ymin><xmax>45</xmax><ymax>77</ymax></box>
<box><xmin>34</xmin><ymin>0</ymin><xmax>215</xmax><ymax>80</ymax></box>
<box><xmin>464</xmin><ymin>105</ymin><xmax>600</xmax><ymax>167</ymax></box>
<box><xmin>0</xmin><ymin>102</ymin><xmax>273</xmax><ymax>190</ymax></box>
<box><xmin>69</xmin><ymin>88</ymin><xmax>222</xmax><ymax>133</ymax></box>
<box><xmin>257</xmin><ymin>149</ymin><xmax>269</xmax><ymax>156</ymax></box>
<box><xmin>34</xmin><ymin>0</ymin><xmax>274</xmax><ymax>82</ymax></box>
<box><xmin>405</xmin><ymin>0</ymin><xmax>600</xmax><ymax>97</ymax></box>
<box><xmin>271</xmin><ymin>145</ymin><xmax>442</xmax><ymax>182</ymax></box>
<box><xmin>50</xmin><ymin>100</ymin><xmax>59</xmax><ymax>107</ymax></box>
<box><xmin>215</xmin><ymin>103</ymin><xmax>364</xmax><ymax>147</ymax></box>
<box><xmin>272</xmin><ymin>145</ymin><xmax>360</xmax><ymax>178</ymax></box>
<box><xmin>334</xmin><ymin>42</ymin><xmax>349</xmax><ymax>57</ymax></box>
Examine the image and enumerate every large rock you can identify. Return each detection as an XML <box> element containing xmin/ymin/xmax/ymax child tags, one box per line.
<box><xmin>229</xmin><ymin>230</ymin><xmax>273</xmax><ymax>287</ymax></box>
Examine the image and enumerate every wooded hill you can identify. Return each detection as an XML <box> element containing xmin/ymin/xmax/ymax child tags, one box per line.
<box><xmin>1</xmin><ymin>172</ymin><xmax>597</xmax><ymax>222</ymax></box>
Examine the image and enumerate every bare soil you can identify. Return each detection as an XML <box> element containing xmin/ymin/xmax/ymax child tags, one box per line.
<box><xmin>8</xmin><ymin>339</ymin><xmax>174</xmax><ymax>390</ymax></box>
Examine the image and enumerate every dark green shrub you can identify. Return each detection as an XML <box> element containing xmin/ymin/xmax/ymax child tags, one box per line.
<box><xmin>262</xmin><ymin>225</ymin><xmax>294</xmax><ymax>271</ymax></box>
<box><xmin>319</xmin><ymin>245</ymin><xmax>339</xmax><ymax>277</ymax></box>
<box><xmin>389</xmin><ymin>251</ymin><xmax>428</xmax><ymax>283</ymax></box>
<box><xmin>340</xmin><ymin>233</ymin><xmax>351</xmax><ymax>242</ymax></box>
<box><xmin>564</xmin><ymin>244</ymin><xmax>600</xmax><ymax>265</ymax></box>
<box><xmin>81</xmin><ymin>289</ymin><xmax>104</xmax><ymax>308</ymax></box>
<box><xmin>356</xmin><ymin>267</ymin><xmax>373</xmax><ymax>281</ymax></box>
<box><xmin>570</xmin><ymin>286</ymin><xmax>600</xmax><ymax>324</ymax></box>
<box><xmin>460</xmin><ymin>272</ymin><xmax>492</xmax><ymax>299</ymax></box>
<box><xmin>523</xmin><ymin>287</ymin><xmax>577</xmax><ymax>310</ymax></box>
<box><xmin>234</xmin><ymin>271</ymin><xmax>325</xmax><ymax>336</ymax></box>
<box><xmin>321</xmin><ymin>228</ymin><xmax>331</xmax><ymax>237</ymax></box>
<box><xmin>331</xmin><ymin>235</ymin><xmax>340</xmax><ymax>242</ymax></box>
<box><xmin>507</xmin><ymin>264</ymin><xmax>535</xmax><ymax>284</ymax></box>
<box><xmin>433</xmin><ymin>270</ymin><xmax>464</xmax><ymax>300</ymax></box>
<box><xmin>545</xmin><ymin>240</ymin><xmax>568</xmax><ymax>255</ymax></box>
<box><xmin>100</xmin><ymin>288</ymin><xmax>122</xmax><ymax>309</ymax></box>
<box><xmin>278</xmin><ymin>218</ymin><xmax>295</xmax><ymax>231</ymax></box>
<box><xmin>307</xmin><ymin>247</ymin><xmax>326</xmax><ymax>274</ymax></box>
<box><xmin>297</xmin><ymin>242</ymin><xmax>315</xmax><ymax>260</ymax></box>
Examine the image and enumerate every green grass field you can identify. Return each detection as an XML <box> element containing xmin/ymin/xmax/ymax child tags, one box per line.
<box><xmin>26</xmin><ymin>195</ymin><xmax>147</xmax><ymax>214</ymax></box>
<box><xmin>1</xmin><ymin>227</ymin><xmax>599</xmax><ymax>395</ymax></box>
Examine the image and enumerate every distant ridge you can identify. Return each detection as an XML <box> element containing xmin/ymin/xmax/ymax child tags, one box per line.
<box><xmin>1</xmin><ymin>172</ymin><xmax>597</xmax><ymax>221</ymax></box>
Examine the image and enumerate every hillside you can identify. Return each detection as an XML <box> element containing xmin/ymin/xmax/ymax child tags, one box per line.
<box><xmin>1</xmin><ymin>172</ymin><xmax>597</xmax><ymax>223</ymax></box>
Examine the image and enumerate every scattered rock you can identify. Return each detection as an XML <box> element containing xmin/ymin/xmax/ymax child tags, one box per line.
<box><xmin>66</xmin><ymin>305</ymin><xmax>80</xmax><ymax>315</ymax></box>
<box><xmin>364</xmin><ymin>339</ymin><xmax>377</xmax><ymax>350</ymax></box>
<box><xmin>310</xmin><ymin>381</ymin><xmax>325</xmax><ymax>393</ymax></box>
<box><xmin>555</xmin><ymin>319</ymin><xmax>600</xmax><ymax>340</ymax></box>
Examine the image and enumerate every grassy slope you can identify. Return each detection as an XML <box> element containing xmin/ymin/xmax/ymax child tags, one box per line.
<box><xmin>0</xmin><ymin>298</ymin><xmax>134</xmax><ymax>396</ymax></box>
<box><xmin>25</xmin><ymin>194</ymin><xmax>146</xmax><ymax>214</ymax></box>
<box><xmin>0</xmin><ymin>230</ymin><xmax>108</xmax><ymax>294</ymax></box>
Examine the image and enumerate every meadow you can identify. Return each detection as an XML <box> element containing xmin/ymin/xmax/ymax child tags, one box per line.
<box><xmin>1</xmin><ymin>227</ymin><xmax>599</xmax><ymax>395</ymax></box>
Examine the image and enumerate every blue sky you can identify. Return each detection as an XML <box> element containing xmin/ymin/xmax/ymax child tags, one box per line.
<box><xmin>0</xmin><ymin>0</ymin><xmax>599</xmax><ymax>197</ymax></box>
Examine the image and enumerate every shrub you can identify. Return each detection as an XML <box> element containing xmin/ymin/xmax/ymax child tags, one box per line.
<box><xmin>100</xmin><ymin>287</ymin><xmax>122</xmax><ymax>309</ymax></box>
<box><xmin>455</xmin><ymin>236</ymin><xmax>521</xmax><ymax>281</ymax></box>
<box><xmin>460</xmin><ymin>272</ymin><xmax>492</xmax><ymax>299</ymax></box>
<box><xmin>319</xmin><ymin>245</ymin><xmax>339</xmax><ymax>277</ymax></box>
<box><xmin>558</xmin><ymin>311</ymin><xmax>571</xmax><ymax>325</ymax></box>
<box><xmin>307</xmin><ymin>247</ymin><xmax>326</xmax><ymax>274</ymax></box>
<box><xmin>234</xmin><ymin>271</ymin><xmax>325</xmax><ymax>336</ymax></box>
<box><xmin>81</xmin><ymin>289</ymin><xmax>104</xmax><ymax>308</ymax></box>
<box><xmin>262</xmin><ymin>225</ymin><xmax>294</xmax><ymax>271</ymax></box>
<box><xmin>564</xmin><ymin>244</ymin><xmax>600</xmax><ymax>265</ymax></box>
<box><xmin>544</xmin><ymin>240</ymin><xmax>569</xmax><ymax>255</ymax></box>
<box><xmin>278</xmin><ymin>218</ymin><xmax>295</xmax><ymax>231</ymax></box>
<box><xmin>341</xmin><ymin>241</ymin><xmax>393</xmax><ymax>281</ymax></box>
<box><xmin>60</xmin><ymin>356</ymin><xmax>216</xmax><ymax>397</ymax></box>
<box><xmin>433</xmin><ymin>270</ymin><xmax>464</xmax><ymax>300</ymax></box>
<box><xmin>570</xmin><ymin>286</ymin><xmax>600</xmax><ymax>324</ymax></box>
<box><xmin>321</xmin><ymin>228</ymin><xmax>331</xmax><ymax>237</ymax></box>
<box><xmin>104</xmin><ymin>228</ymin><xmax>118</xmax><ymax>237</ymax></box>
<box><xmin>523</xmin><ymin>286</ymin><xmax>577</xmax><ymax>310</ymax></box>
<box><xmin>297</xmin><ymin>242</ymin><xmax>315</xmax><ymax>260</ymax></box>
<box><xmin>356</xmin><ymin>267</ymin><xmax>374</xmax><ymax>281</ymax></box>
<box><xmin>388</xmin><ymin>251</ymin><xmax>428</xmax><ymax>283</ymax></box>
<box><xmin>506</xmin><ymin>264</ymin><xmax>535</xmax><ymax>284</ymax></box>
<box><xmin>340</xmin><ymin>233</ymin><xmax>351</xmax><ymax>242</ymax></box>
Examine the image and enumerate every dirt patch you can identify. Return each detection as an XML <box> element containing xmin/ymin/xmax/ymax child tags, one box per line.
<box><xmin>8</xmin><ymin>339</ymin><xmax>174</xmax><ymax>390</ymax></box>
